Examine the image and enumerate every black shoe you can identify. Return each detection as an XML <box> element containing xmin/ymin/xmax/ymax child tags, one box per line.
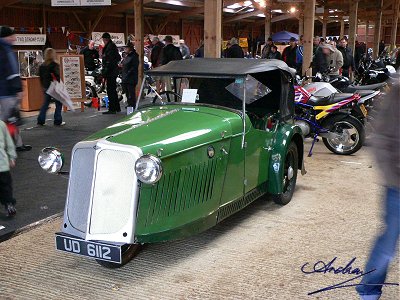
<box><xmin>102</xmin><ymin>111</ymin><xmax>117</xmax><ymax>115</ymax></box>
<box><xmin>37</xmin><ymin>122</ymin><xmax>45</xmax><ymax>126</ymax></box>
<box><xmin>16</xmin><ymin>145</ymin><xmax>32</xmax><ymax>152</ymax></box>
<box><xmin>6</xmin><ymin>203</ymin><xmax>16</xmax><ymax>217</ymax></box>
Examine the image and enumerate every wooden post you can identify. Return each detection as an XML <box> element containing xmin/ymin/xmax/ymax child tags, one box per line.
<box><xmin>299</xmin><ymin>14</ymin><xmax>304</xmax><ymax>36</ymax></box>
<box><xmin>340</xmin><ymin>18</ymin><xmax>345</xmax><ymax>38</ymax></box>
<box><xmin>302</xmin><ymin>0</ymin><xmax>316</xmax><ymax>76</ymax></box>
<box><xmin>265</xmin><ymin>8</ymin><xmax>271</xmax><ymax>41</ymax></box>
<box><xmin>390</xmin><ymin>0</ymin><xmax>400</xmax><ymax>50</ymax></box>
<box><xmin>204</xmin><ymin>0</ymin><xmax>222</xmax><ymax>58</ymax></box>
<box><xmin>373</xmin><ymin>0</ymin><xmax>383</xmax><ymax>59</ymax></box>
<box><xmin>322</xmin><ymin>18</ymin><xmax>327</xmax><ymax>39</ymax></box>
<box><xmin>125</xmin><ymin>13</ymin><xmax>129</xmax><ymax>44</ymax></box>
<box><xmin>348</xmin><ymin>0</ymin><xmax>359</xmax><ymax>56</ymax></box>
<box><xmin>134</xmin><ymin>0</ymin><xmax>144</xmax><ymax>94</ymax></box>
<box><xmin>365</xmin><ymin>21</ymin><xmax>370</xmax><ymax>48</ymax></box>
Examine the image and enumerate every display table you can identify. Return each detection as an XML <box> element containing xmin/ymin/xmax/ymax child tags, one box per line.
<box><xmin>20</xmin><ymin>77</ymin><xmax>43</xmax><ymax>111</ymax></box>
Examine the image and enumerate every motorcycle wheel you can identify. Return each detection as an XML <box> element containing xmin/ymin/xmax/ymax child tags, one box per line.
<box><xmin>322</xmin><ymin>115</ymin><xmax>365</xmax><ymax>155</ymax></box>
<box><xmin>96</xmin><ymin>244</ymin><xmax>141</xmax><ymax>268</ymax></box>
<box><xmin>270</xmin><ymin>142</ymin><xmax>298</xmax><ymax>205</ymax></box>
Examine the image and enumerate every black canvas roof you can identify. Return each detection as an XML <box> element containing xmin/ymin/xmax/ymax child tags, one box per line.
<box><xmin>146</xmin><ymin>58</ymin><xmax>296</xmax><ymax>77</ymax></box>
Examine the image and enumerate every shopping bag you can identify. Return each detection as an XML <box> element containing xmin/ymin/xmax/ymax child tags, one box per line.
<box><xmin>46</xmin><ymin>80</ymin><xmax>75</xmax><ymax>111</ymax></box>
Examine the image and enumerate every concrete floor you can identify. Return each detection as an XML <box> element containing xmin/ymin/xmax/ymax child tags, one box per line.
<box><xmin>0</xmin><ymin>141</ymin><xmax>398</xmax><ymax>300</ymax></box>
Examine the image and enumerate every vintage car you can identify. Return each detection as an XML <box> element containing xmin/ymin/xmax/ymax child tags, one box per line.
<box><xmin>39</xmin><ymin>59</ymin><xmax>305</xmax><ymax>268</ymax></box>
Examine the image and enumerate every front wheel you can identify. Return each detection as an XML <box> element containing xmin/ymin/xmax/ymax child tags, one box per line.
<box><xmin>322</xmin><ymin>115</ymin><xmax>365</xmax><ymax>155</ymax></box>
<box><xmin>96</xmin><ymin>244</ymin><xmax>141</xmax><ymax>268</ymax></box>
<box><xmin>270</xmin><ymin>142</ymin><xmax>299</xmax><ymax>205</ymax></box>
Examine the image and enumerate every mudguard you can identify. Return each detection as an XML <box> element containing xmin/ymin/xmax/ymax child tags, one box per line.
<box><xmin>267</xmin><ymin>123</ymin><xmax>305</xmax><ymax>195</ymax></box>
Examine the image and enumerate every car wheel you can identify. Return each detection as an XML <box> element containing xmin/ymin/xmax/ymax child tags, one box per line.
<box><xmin>271</xmin><ymin>141</ymin><xmax>298</xmax><ymax>205</ymax></box>
<box><xmin>96</xmin><ymin>244</ymin><xmax>141</xmax><ymax>268</ymax></box>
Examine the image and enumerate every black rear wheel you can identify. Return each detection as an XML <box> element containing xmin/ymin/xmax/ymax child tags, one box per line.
<box><xmin>96</xmin><ymin>244</ymin><xmax>141</xmax><ymax>268</ymax></box>
<box><xmin>271</xmin><ymin>142</ymin><xmax>298</xmax><ymax>205</ymax></box>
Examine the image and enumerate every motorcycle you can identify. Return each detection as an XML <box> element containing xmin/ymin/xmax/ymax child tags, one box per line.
<box><xmin>294</xmin><ymin>84</ymin><xmax>366</xmax><ymax>156</ymax></box>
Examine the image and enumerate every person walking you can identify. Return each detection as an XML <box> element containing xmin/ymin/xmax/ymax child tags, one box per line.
<box><xmin>101</xmin><ymin>32</ymin><xmax>121</xmax><ymax>114</ymax></box>
<box><xmin>0</xmin><ymin>25</ymin><xmax>31</xmax><ymax>152</ymax></box>
<box><xmin>37</xmin><ymin>48</ymin><xmax>64</xmax><ymax>126</ymax></box>
<box><xmin>267</xmin><ymin>45</ymin><xmax>282</xmax><ymax>60</ymax></box>
<box><xmin>80</xmin><ymin>40</ymin><xmax>99</xmax><ymax>71</ymax></box>
<box><xmin>121</xmin><ymin>42</ymin><xmax>139</xmax><ymax>109</ymax></box>
<box><xmin>261</xmin><ymin>37</ymin><xmax>274</xmax><ymax>59</ymax></box>
<box><xmin>282</xmin><ymin>37</ymin><xmax>298</xmax><ymax>69</ymax></box>
<box><xmin>0</xmin><ymin>119</ymin><xmax>17</xmax><ymax>217</ymax></box>
<box><xmin>226</xmin><ymin>38</ymin><xmax>244</xmax><ymax>58</ymax></box>
<box><xmin>327</xmin><ymin>40</ymin><xmax>343</xmax><ymax>77</ymax></box>
<box><xmin>337</xmin><ymin>37</ymin><xmax>355</xmax><ymax>78</ymax></box>
<box><xmin>356</xmin><ymin>80</ymin><xmax>400</xmax><ymax>300</ymax></box>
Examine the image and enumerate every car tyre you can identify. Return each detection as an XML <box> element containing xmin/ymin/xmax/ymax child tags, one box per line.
<box><xmin>270</xmin><ymin>141</ymin><xmax>298</xmax><ymax>205</ymax></box>
<box><xmin>96</xmin><ymin>244</ymin><xmax>141</xmax><ymax>268</ymax></box>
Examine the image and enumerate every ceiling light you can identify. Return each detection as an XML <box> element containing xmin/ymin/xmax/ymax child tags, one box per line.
<box><xmin>290</xmin><ymin>7</ymin><xmax>296</xmax><ymax>13</ymax></box>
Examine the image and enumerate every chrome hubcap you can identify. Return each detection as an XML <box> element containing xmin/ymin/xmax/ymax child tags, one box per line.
<box><xmin>327</xmin><ymin>121</ymin><xmax>360</xmax><ymax>153</ymax></box>
<box><xmin>287</xmin><ymin>166</ymin><xmax>294</xmax><ymax>180</ymax></box>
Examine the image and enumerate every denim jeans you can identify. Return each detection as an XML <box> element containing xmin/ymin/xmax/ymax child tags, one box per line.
<box><xmin>37</xmin><ymin>93</ymin><xmax>62</xmax><ymax>125</ymax></box>
<box><xmin>356</xmin><ymin>187</ymin><xmax>400</xmax><ymax>300</ymax></box>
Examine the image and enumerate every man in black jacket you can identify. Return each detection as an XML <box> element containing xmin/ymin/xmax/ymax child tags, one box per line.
<box><xmin>282</xmin><ymin>37</ymin><xmax>298</xmax><ymax>69</ymax></box>
<box><xmin>121</xmin><ymin>42</ymin><xmax>139</xmax><ymax>109</ymax></box>
<box><xmin>161</xmin><ymin>36</ymin><xmax>182</xmax><ymax>91</ymax></box>
<box><xmin>312</xmin><ymin>43</ymin><xmax>333</xmax><ymax>75</ymax></box>
<box><xmin>226</xmin><ymin>37</ymin><xmax>244</xmax><ymax>58</ymax></box>
<box><xmin>150</xmin><ymin>37</ymin><xmax>164</xmax><ymax>92</ymax></box>
<box><xmin>101</xmin><ymin>32</ymin><xmax>121</xmax><ymax>114</ymax></box>
<box><xmin>337</xmin><ymin>38</ymin><xmax>355</xmax><ymax>78</ymax></box>
<box><xmin>80</xmin><ymin>40</ymin><xmax>99</xmax><ymax>71</ymax></box>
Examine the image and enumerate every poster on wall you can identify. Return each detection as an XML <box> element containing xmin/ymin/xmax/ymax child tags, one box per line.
<box><xmin>92</xmin><ymin>32</ymin><xmax>126</xmax><ymax>47</ymax></box>
<box><xmin>51</xmin><ymin>0</ymin><xmax>80</xmax><ymax>6</ymax></box>
<box><xmin>15</xmin><ymin>34</ymin><xmax>46</xmax><ymax>46</ymax></box>
<box><xmin>81</xmin><ymin>0</ymin><xmax>111</xmax><ymax>5</ymax></box>
<box><xmin>59</xmin><ymin>55</ymin><xmax>85</xmax><ymax>101</ymax></box>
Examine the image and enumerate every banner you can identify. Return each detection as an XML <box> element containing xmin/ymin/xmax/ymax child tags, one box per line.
<box><xmin>92</xmin><ymin>32</ymin><xmax>126</xmax><ymax>47</ymax></box>
<box><xmin>81</xmin><ymin>0</ymin><xmax>111</xmax><ymax>5</ymax></box>
<box><xmin>14</xmin><ymin>34</ymin><xmax>46</xmax><ymax>46</ymax></box>
<box><xmin>51</xmin><ymin>0</ymin><xmax>80</xmax><ymax>6</ymax></box>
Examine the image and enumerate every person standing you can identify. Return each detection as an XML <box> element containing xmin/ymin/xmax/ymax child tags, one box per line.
<box><xmin>161</xmin><ymin>36</ymin><xmax>183</xmax><ymax>91</ymax></box>
<box><xmin>101</xmin><ymin>32</ymin><xmax>121</xmax><ymax>114</ymax></box>
<box><xmin>121</xmin><ymin>42</ymin><xmax>139</xmax><ymax>109</ymax></box>
<box><xmin>0</xmin><ymin>25</ymin><xmax>31</xmax><ymax>152</ymax></box>
<box><xmin>282</xmin><ymin>37</ymin><xmax>298</xmax><ymax>69</ymax></box>
<box><xmin>379</xmin><ymin>40</ymin><xmax>385</xmax><ymax>56</ymax></box>
<box><xmin>0</xmin><ymin>119</ymin><xmax>17</xmax><ymax>217</ymax></box>
<box><xmin>179</xmin><ymin>39</ymin><xmax>190</xmax><ymax>59</ymax></box>
<box><xmin>356</xmin><ymin>81</ymin><xmax>400</xmax><ymax>300</ymax></box>
<box><xmin>337</xmin><ymin>37</ymin><xmax>355</xmax><ymax>78</ymax></box>
<box><xmin>267</xmin><ymin>45</ymin><xmax>282</xmax><ymax>60</ymax></box>
<box><xmin>226</xmin><ymin>38</ymin><xmax>244</xmax><ymax>58</ymax></box>
<box><xmin>313</xmin><ymin>36</ymin><xmax>321</xmax><ymax>54</ymax></box>
<box><xmin>37</xmin><ymin>48</ymin><xmax>64</xmax><ymax>126</ymax></box>
<box><xmin>80</xmin><ymin>40</ymin><xmax>99</xmax><ymax>71</ymax></box>
<box><xmin>194</xmin><ymin>40</ymin><xmax>204</xmax><ymax>58</ymax></box>
<box><xmin>261</xmin><ymin>37</ymin><xmax>274</xmax><ymax>59</ymax></box>
<box><xmin>312</xmin><ymin>43</ymin><xmax>333</xmax><ymax>75</ymax></box>
<box><xmin>150</xmin><ymin>36</ymin><xmax>165</xmax><ymax>92</ymax></box>
<box><xmin>327</xmin><ymin>40</ymin><xmax>343</xmax><ymax>77</ymax></box>
<box><xmin>296</xmin><ymin>35</ymin><xmax>304</xmax><ymax>75</ymax></box>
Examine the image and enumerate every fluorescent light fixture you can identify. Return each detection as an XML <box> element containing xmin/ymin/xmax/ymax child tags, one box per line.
<box><xmin>227</xmin><ymin>3</ymin><xmax>242</xmax><ymax>9</ymax></box>
<box><xmin>272</xmin><ymin>9</ymin><xmax>283</xmax><ymax>13</ymax></box>
<box><xmin>257</xmin><ymin>13</ymin><xmax>266</xmax><ymax>17</ymax></box>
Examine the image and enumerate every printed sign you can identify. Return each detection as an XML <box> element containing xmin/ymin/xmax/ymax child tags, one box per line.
<box><xmin>81</xmin><ymin>0</ymin><xmax>111</xmax><ymax>5</ymax></box>
<box><xmin>92</xmin><ymin>32</ymin><xmax>126</xmax><ymax>47</ymax></box>
<box><xmin>61</xmin><ymin>56</ymin><xmax>83</xmax><ymax>99</ymax></box>
<box><xmin>51</xmin><ymin>0</ymin><xmax>80</xmax><ymax>6</ymax></box>
<box><xmin>239</xmin><ymin>38</ymin><xmax>248</xmax><ymax>48</ymax></box>
<box><xmin>14</xmin><ymin>34</ymin><xmax>46</xmax><ymax>46</ymax></box>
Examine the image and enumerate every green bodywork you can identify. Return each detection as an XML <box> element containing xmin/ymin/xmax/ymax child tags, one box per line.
<box><xmin>86</xmin><ymin>104</ymin><xmax>303</xmax><ymax>243</ymax></box>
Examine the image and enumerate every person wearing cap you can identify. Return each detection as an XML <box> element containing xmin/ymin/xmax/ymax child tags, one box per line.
<box><xmin>161</xmin><ymin>35</ymin><xmax>183</xmax><ymax>65</ymax></box>
<box><xmin>121</xmin><ymin>42</ymin><xmax>139</xmax><ymax>109</ymax></box>
<box><xmin>327</xmin><ymin>40</ymin><xmax>343</xmax><ymax>77</ymax></box>
<box><xmin>179</xmin><ymin>39</ymin><xmax>190</xmax><ymax>59</ymax></box>
<box><xmin>0</xmin><ymin>25</ymin><xmax>31</xmax><ymax>152</ymax></box>
<box><xmin>225</xmin><ymin>37</ymin><xmax>244</xmax><ymax>58</ymax></box>
<box><xmin>261</xmin><ymin>37</ymin><xmax>274</xmax><ymax>59</ymax></box>
<box><xmin>101</xmin><ymin>32</ymin><xmax>121</xmax><ymax>114</ymax></box>
<box><xmin>282</xmin><ymin>37</ymin><xmax>298</xmax><ymax>69</ymax></box>
<box><xmin>312</xmin><ymin>42</ymin><xmax>333</xmax><ymax>76</ymax></box>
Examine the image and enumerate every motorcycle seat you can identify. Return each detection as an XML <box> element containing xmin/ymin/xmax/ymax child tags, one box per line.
<box><xmin>307</xmin><ymin>93</ymin><xmax>354</xmax><ymax>106</ymax></box>
<box><xmin>356</xmin><ymin>90</ymin><xmax>378</xmax><ymax>97</ymax></box>
<box><xmin>346</xmin><ymin>82</ymin><xmax>386</xmax><ymax>92</ymax></box>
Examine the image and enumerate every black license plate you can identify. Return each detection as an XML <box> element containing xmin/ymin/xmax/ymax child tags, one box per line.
<box><xmin>55</xmin><ymin>233</ymin><xmax>122</xmax><ymax>264</ymax></box>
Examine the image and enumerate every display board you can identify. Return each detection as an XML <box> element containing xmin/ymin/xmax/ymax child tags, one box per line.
<box><xmin>15</xmin><ymin>34</ymin><xmax>46</xmax><ymax>46</ymax></box>
<box><xmin>92</xmin><ymin>32</ymin><xmax>126</xmax><ymax>47</ymax></box>
<box><xmin>59</xmin><ymin>55</ymin><xmax>85</xmax><ymax>111</ymax></box>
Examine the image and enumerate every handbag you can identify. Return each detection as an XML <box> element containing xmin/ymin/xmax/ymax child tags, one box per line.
<box><xmin>46</xmin><ymin>76</ymin><xmax>75</xmax><ymax>111</ymax></box>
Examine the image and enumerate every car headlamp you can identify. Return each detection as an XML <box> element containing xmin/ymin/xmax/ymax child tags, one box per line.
<box><xmin>38</xmin><ymin>147</ymin><xmax>64</xmax><ymax>174</ymax></box>
<box><xmin>135</xmin><ymin>155</ymin><xmax>163</xmax><ymax>184</ymax></box>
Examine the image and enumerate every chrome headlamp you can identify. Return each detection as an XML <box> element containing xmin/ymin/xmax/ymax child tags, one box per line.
<box><xmin>135</xmin><ymin>155</ymin><xmax>163</xmax><ymax>184</ymax></box>
<box><xmin>38</xmin><ymin>147</ymin><xmax>64</xmax><ymax>174</ymax></box>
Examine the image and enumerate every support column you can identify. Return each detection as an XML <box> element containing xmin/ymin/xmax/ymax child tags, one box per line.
<box><xmin>125</xmin><ymin>13</ymin><xmax>129</xmax><ymax>44</ymax></box>
<box><xmin>302</xmin><ymin>0</ymin><xmax>316</xmax><ymax>76</ymax></box>
<box><xmin>365</xmin><ymin>21</ymin><xmax>370</xmax><ymax>48</ymax></box>
<box><xmin>390</xmin><ymin>0</ymin><xmax>400</xmax><ymax>50</ymax></box>
<box><xmin>340</xmin><ymin>18</ymin><xmax>345</xmax><ymax>38</ymax></box>
<box><xmin>264</xmin><ymin>8</ymin><xmax>272</xmax><ymax>41</ymax></box>
<box><xmin>373</xmin><ymin>0</ymin><xmax>383</xmax><ymax>59</ymax></box>
<box><xmin>134</xmin><ymin>0</ymin><xmax>144</xmax><ymax>94</ymax></box>
<box><xmin>348</xmin><ymin>0</ymin><xmax>359</xmax><ymax>55</ymax></box>
<box><xmin>204</xmin><ymin>0</ymin><xmax>222</xmax><ymax>58</ymax></box>
<box><xmin>322</xmin><ymin>18</ymin><xmax>327</xmax><ymax>39</ymax></box>
<box><xmin>299</xmin><ymin>14</ymin><xmax>304</xmax><ymax>36</ymax></box>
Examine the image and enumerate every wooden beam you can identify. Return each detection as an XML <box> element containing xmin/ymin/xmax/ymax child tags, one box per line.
<box><xmin>145</xmin><ymin>17</ymin><xmax>155</xmax><ymax>34</ymax></box>
<box><xmin>299</xmin><ymin>13</ymin><xmax>304</xmax><ymax>36</ymax></box>
<box><xmin>87</xmin><ymin>8</ymin><xmax>106</xmax><ymax>38</ymax></box>
<box><xmin>348</xmin><ymin>0</ymin><xmax>358</xmax><ymax>55</ymax></box>
<box><xmin>204</xmin><ymin>0</ymin><xmax>222</xmax><ymax>58</ymax></box>
<box><xmin>390</xmin><ymin>0</ymin><xmax>400</xmax><ymax>49</ymax></box>
<box><xmin>340</xmin><ymin>17</ymin><xmax>344</xmax><ymax>38</ymax></box>
<box><xmin>135</xmin><ymin>0</ymin><xmax>144</xmax><ymax>97</ymax></box>
<box><xmin>373</xmin><ymin>0</ymin><xmax>383</xmax><ymax>58</ymax></box>
<box><xmin>265</xmin><ymin>8</ymin><xmax>272</xmax><ymax>41</ymax></box>
<box><xmin>303</xmin><ymin>0</ymin><xmax>316</xmax><ymax>76</ymax></box>
<box><xmin>224</xmin><ymin>10</ymin><xmax>261</xmax><ymax>23</ymax></box>
<box><xmin>72</xmin><ymin>11</ymin><xmax>87</xmax><ymax>32</ymax></box>
<box><xmin>0</xmin><ymin>0</ymin><xmax>21</xmax><ymax>10</ymax></box>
